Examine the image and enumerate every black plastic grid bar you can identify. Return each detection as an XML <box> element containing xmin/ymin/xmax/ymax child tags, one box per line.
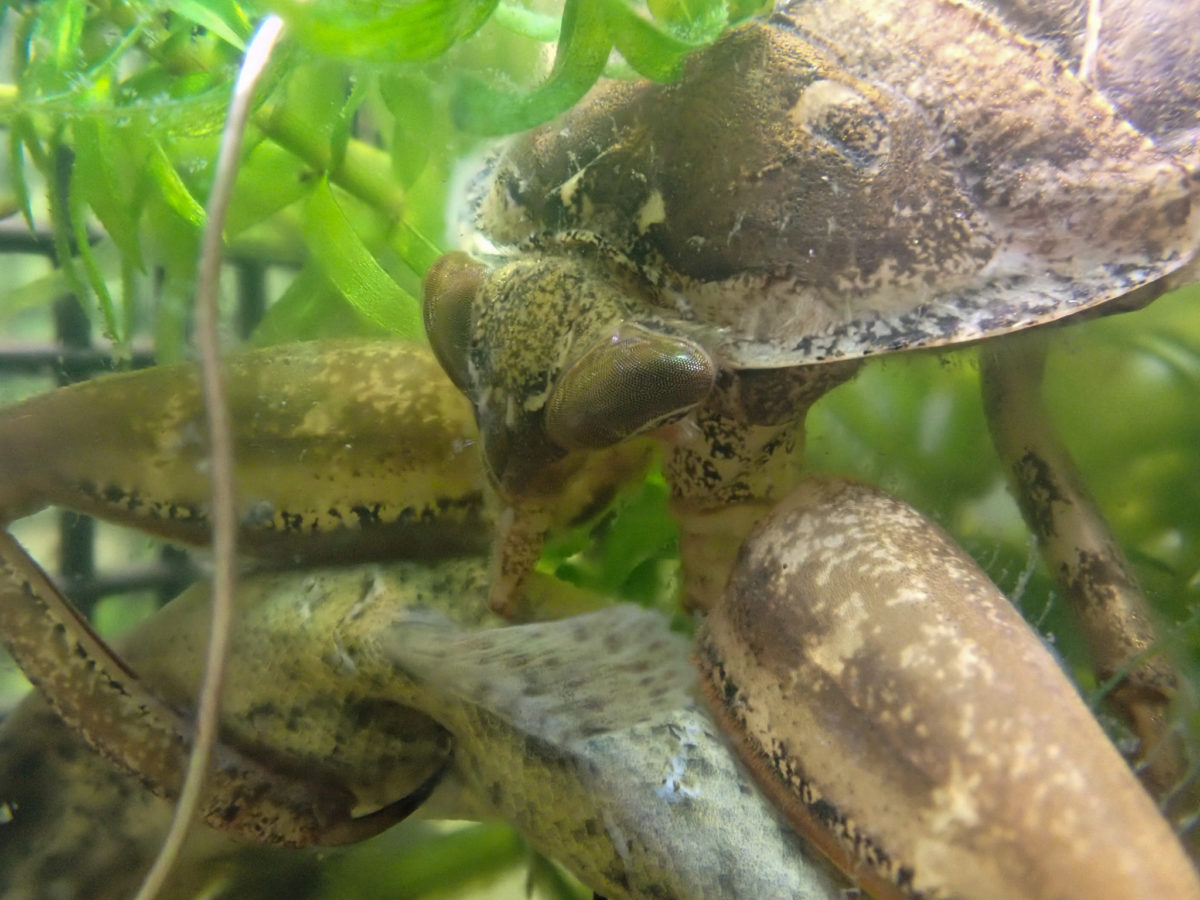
<box><xmin>0</xmin><ymin>222</ymin><xmax>268</xmax><ymax>617</ymax></box>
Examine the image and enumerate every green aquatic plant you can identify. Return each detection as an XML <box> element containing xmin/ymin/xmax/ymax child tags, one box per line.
<box><xmin>0</xmin><ymin>0</ymin><xmax>766</xmax><ymax>353</ymax></box>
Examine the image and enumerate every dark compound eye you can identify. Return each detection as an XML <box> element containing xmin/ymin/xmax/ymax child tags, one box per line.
<box><xmin>422</xmin><ymin>252</ymin><xmax>486</xmax><ymax>393</ymax></box>
<box><xmin>544</xmin><ymin>328</ymin><xmax>716</xmax><ymax>450</ymax></box>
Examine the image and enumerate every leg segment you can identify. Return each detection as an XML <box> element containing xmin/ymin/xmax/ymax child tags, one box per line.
<box><xmin>981</xmin><ymin>334</ymin><xmax>1187</xmax><ymax>802</ymax></box>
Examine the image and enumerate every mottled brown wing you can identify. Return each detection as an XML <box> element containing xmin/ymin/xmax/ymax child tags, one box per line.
<box><xmin>469</xmin><ymin>0</ymin><xmax>1198</xmax><ymax>368</ymax></box>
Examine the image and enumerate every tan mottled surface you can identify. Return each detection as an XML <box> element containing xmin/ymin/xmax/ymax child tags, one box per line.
<box><xmin>2</xmin><ymin>560</ymin><xmax>847</xmax><ymax>899</ymax></box>
<box><xmin>0</xmin><ymin>341</ymin><xmax>489</xmax><ymax>561</ymax></box>
<box><xmin>700</xmin><ymin>478</ymin><xmax>1200</xmax><ymax>899</ymax></box>
<box><xmin>384</xmin><ymin>597</ymin><xmax>847</xmax><ymax>899</ymax></box>
<box><xmin>462</xmin><ymin>1</ymin><xmax>1197</xmax><ymax>371</ymax></box>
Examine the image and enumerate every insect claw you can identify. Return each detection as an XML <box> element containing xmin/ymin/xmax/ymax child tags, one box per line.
<box><xmin>0</xmin><ymin>531</ymin><xmax>387</xmax><ymax>848</ymax></box>
<box><xmin>315</xmin><ymin>759</ymin><xmax>448</xmax><ymax>846</ymax></box>
<box><xmin>487</xmin><ymin>504</ymin><xmax>551</xmax><ymax>619</ymax></box>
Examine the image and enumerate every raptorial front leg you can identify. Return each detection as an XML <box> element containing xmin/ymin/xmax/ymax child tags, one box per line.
<box><xmin>0</xmin><ymin>341</ymin><xmax>490</xmax><ymax>563</ymax></box>
<box><xmin>697</xmin><ymin>476</ymin><xmax>1200</xmax><ymax>900</ymax></box>
<box><xmin>0</xmin><ymin>340</ymin><xmax>487</xmax><ymax>847</ymax></box>
<box><xmin>980</xmin><ymin>334</ymin><xmax>1188</xmax><ymax>803</ymax></box>
<box><xmin>3</xmin><ymin>552</ymin><xmax>853</xmax><ymax>900</ymax></box>
<box><xmin>0</xmin><ymin>696</ymin><xmax>318</xmax><ymax>900</ymax></box>
<box><xmin>0</xmin><ymin>532</ymin><xmax>441</xmax><ymax>847</ymax></box>
<box><xmin>0</xmin><ymin>557</ymin><xmax>473</xmax><ymax>897</ymax></box>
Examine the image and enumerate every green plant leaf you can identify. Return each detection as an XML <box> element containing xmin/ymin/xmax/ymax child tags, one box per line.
<box><xmin>251</xmin><ymin>261</ymin><xmax>388</xmax><ymax>345</ymax></box>
<box><xmin>727</xmin><ymin>0</ymin><xmax>775</xmax><ymax>21</ymax></box>
<box><xmin>329</xmin><ymin>71</ymin><xmax>369</xmax><ymax>171</ymax></box>
<box><xmin>68</xmin><ymin>170</ymin><xmax>122</xmax><ymax>345</ymax></box>
<box><xmin>169</xmin><ymin>0</ymin><xmax>252</xmax><ymax>50</ymax></box>
<box><xmin>17</xmin><ymin>0</ymin><xmax>92</xmax><ymax>100</ymax></box>
<box><xmin>49</xmin><ymin>0</ymin><xmax>87</xmax><ymax>74</ymax></box>
<box><xmin>224</xmin><ymin>140</ymin><xmax>312</xmax><ymax>238</ymax></box>
<box><xmin>0</xmin><ymin>238</ymin><xmax>126</xmax><ymax>328</ymax></box>
<box><xmin>380</xmin><ymin>72</ymin><xmax>438</xmax><ymax>188</ymax></box>
<box><xmin>545</xmin><ymin>470</ymin><xmax>679</xmax><ymax>607</ymax></box>
<box><xmin>317</xmin><ymin>823</ymin><xmax>535</xmax><ymax>899</ymax></box>
<box><xmin>493</xmin><ymin>1</ymin><xmax>561</xmax><ymax>41</ymax></box>
<box><xmin>0</xmin><ymin>267</ymin><xmax>69</xmax><ymax>323</ymax></box>
<box><xmin>301</xmin><ymin>176</ymin><xmax>423</xmax><ymax>338</ymax></box>
<box><xmin>146</xmin><ymin>138</ymin><xmax>207</xmax><ymax>228</ymax></box>
<box><xmin>269</xmin><ymin>60</ymin><xmax>354</xmax><ymax>164</ymax></box>
<box><xmin>274</xmin><ymin>0</ymin><xmax>501</xmax><ymax>62</ymax></box>
<box><xmin>646</xmin><ymin>0</ymin><xmax>740</xmax><ymax>35</ymax></box>
<box><xmin>44</xmin><ymin>135</ymin><xmax>113</xmax><ymax>341</ymax></box>
<box><xmin>7</xmin><ymin>116</ymin><xmax>37</xmax><ymax>229</ymax></box>
<box><xmin>602</xmin><ymin>0</ymin><xmax>711</xmax><ymax>82</ymax></box>
<box><xmin>71</xmin><ymin>118</ymin><xmax>144</xmax><ymax>268</ymax></box>
<box><xmin>454</xmin><ymin>0</ymin><xmax>610</xmax><ymax>134</ymax></box>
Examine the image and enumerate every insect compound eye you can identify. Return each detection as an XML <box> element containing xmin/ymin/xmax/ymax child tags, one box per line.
<box><xmin>544</xmin><ymin>327</ymin><xmax>716</xmax><ymax>450</ymax></box>
<box><xmin>423</xmin><ymin>252</ymin><xmax>486</xmax><ymax>393</ymax></box>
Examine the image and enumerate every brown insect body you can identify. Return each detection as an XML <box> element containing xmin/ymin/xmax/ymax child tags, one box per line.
<box><xmin>470</xmin><ymin>0</ymin><xmax>1198</xmax><ymax>370</ymax></box>
<box><xmin>4</xmin><ymin>2</ymin><xmax>1197</xmax><ymax>896</ymax></box>
<box><xmin>699</xmin><ymin>478</ymin><xmax>1200</xmax><ymax>899</ymax></box>
<box><xmin>431</xmin><ymin>0</ymin><xmax>1200</xmax><ymax>609</ymax></box>
<box><xmin>422</xmin><ymin>1</ymin><xmax>1200</xmax><ymax>896</ymax></box>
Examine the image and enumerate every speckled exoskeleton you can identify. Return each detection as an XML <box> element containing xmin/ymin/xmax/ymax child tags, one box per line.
<box><xmin>0</xmin><ymin>342</ymin><xmax>854</xmax><ymax>898</ymax></box>
<box><xmin>423</xmin><ymin>0</ymin><xmax>1200</xmax><ymax>896</ymax></box>
<box><xmin>1</xmin><ymin>345</ymin><xmax>1196</xmax><ymax>900</ymax></box>
<box><xmin>1</xmin><ymin>1</ymin><xmax>1199</xmax><ymax>898</ymax></box>
<box><xmin>1</xmin><ymin>543</ymin><xmax>852</xmax><ymax>899</ymax></box>
<box><xmin>427</xmin><ymin>0</ymin><xmax>1199</xmax><ymax>611</ymax></box>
